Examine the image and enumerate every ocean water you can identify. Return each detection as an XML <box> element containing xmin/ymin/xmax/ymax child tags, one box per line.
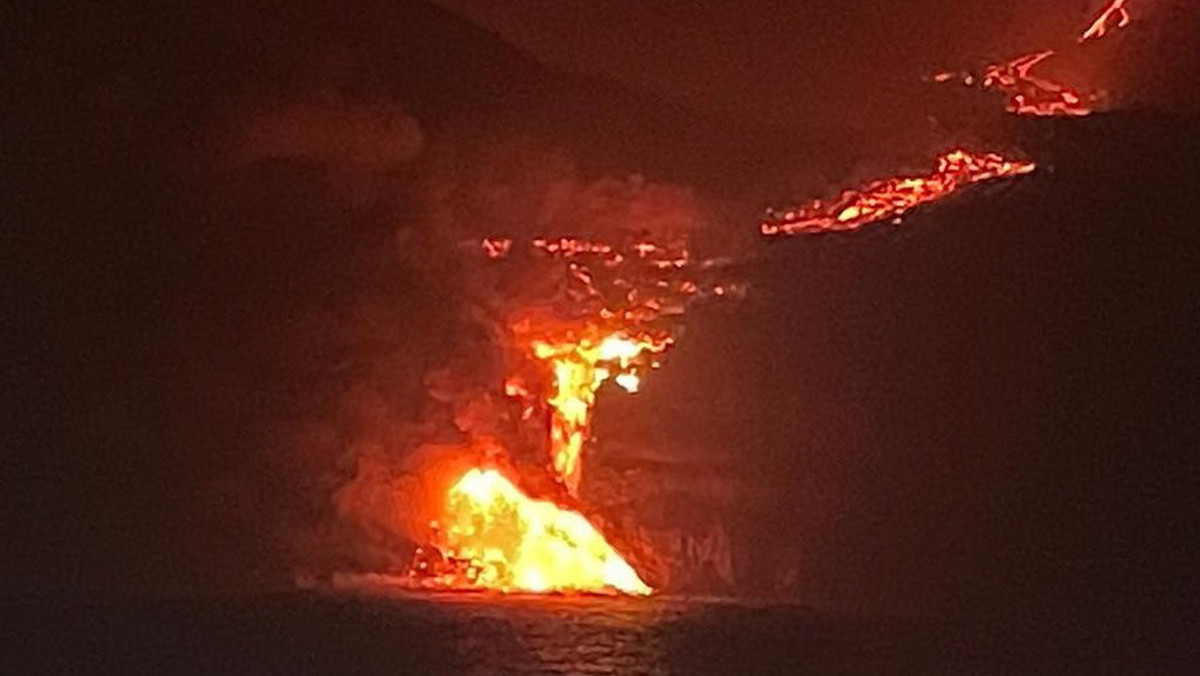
<box><xmin>3</xmin><ymin>588</ymin><xmax>1166</xmax><ymax>674</ymax></box>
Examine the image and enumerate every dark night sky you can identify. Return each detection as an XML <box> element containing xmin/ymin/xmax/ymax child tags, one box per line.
<box><xmin>433</xmin><ymin>0</ymin><xmax>1097</xmax><ymax>126</ymax></box>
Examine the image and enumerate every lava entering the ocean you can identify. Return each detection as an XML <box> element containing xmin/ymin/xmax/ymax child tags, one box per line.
<box><xmin>390</xmin><ymin>0</ymin><xmax>1143</xmax><ymax>599</ymax></box>
<box><xmin>410</xmin><ymin>468</ymin><xmax>652</xmax><ymax>595</ymax></box>
<box><xmin>407</xmin><ymin>232</ymin><xmax>727</xmax><ymax>595</ymax></box>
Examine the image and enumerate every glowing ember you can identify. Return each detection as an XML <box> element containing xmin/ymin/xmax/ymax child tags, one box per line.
<box><xmin>1080</xmin><ymin>0</ymin><xmax>1131</xmax><ymax>43</ymax></box>
<box><xmin>412</xmin><ymin>468</ymin><xmax>651</xmax><ymax>595</ymax></box>
<box><xmin>761</xmin><ymin>149</ymin><xmax>1036</xmax><ymax>236</ymax></box>
<box><xmin>482</xmin><ymin>237</ymin><xmax>512</xmax><ymax>259</ymax></box>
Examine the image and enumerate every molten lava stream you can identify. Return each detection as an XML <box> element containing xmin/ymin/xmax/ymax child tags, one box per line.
<box><xmin>414</xmin><ymin>468</ymin><xmax>652</xmax><ymax>596</ymax></box>
<box><xmin>410</xmin><ymin>236</ymin><xmax>701</xmax><ymax>597</ymax></box>
<box><xmin>529</xmin><ymin>332</ymin><xmax>667</xmax><ymax>495</ymax></box>
<box><xmin>983</xmin><ymin>51</ymin><xmax>1094</xmax><ymax>117</ymax></box>
<box><xmin>1081</xmin><ymin>0</ymin><xmax>1131</xmax><ymax>43</ymax></box>
<box><xmin>931</xmin><ymin>1</ymin><xmax>1136</xmax><ymax>117</ymax></box>
<box><xmin>761</xmin><ymin>149</ymin><xmax>1036</xmax><ymax>236</ymax></box>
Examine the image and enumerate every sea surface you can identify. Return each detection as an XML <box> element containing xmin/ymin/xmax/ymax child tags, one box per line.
<box><xmin>3</xmin><ymin>587</ymin><xmax>1174</xmax><ymax>674</ymax></box>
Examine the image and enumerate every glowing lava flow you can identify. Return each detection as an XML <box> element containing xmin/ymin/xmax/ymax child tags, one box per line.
<box><xmin>1081</xmin><ymin>0</ymin><xmax>1131</xmax><ymax>43</ymax></box>
<box><xmin>411</xmin><ymin>330</ymin><xmax>665</xmax><ymax>594</ymax></box>
<box><xmin>416</xmin><ymin>468</ymin><xmax>651</xmax><ymax>595</ymax></box>
<box><xmin>934</xmin><ymin>0</ymin><xmax>1136</xmax><ymax>116</ymax></box>
<box><xmin>761</xmin><ymin>149</ymin><xmax>1036</xmax><ymax>236</ymax></box>
<box><xmin>407</xmin><ymin>234</ymin><xmax>720</xmax><ymax>595</ymax></box>
<box><xmin>392</xmin><ymin>0</ymin><xmax>1140</xmax><ymax>601</ymax></box>
<box><xmin>983</xmin><ymin>51</ymin><xmax>1094</xmax><ymax>117</ymax></box>
<box><xmin>525</xmin><ymin>332</ymin><xmax>669</xmax><ymax>494</ymax></box>
<box><xmin>505</xmin><ymin>235</ymin><xmax>705</xmax><ymax>493</ymax></box>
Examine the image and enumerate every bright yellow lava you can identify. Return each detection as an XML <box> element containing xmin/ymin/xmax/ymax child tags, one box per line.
<box><xmin>438</xmin><ymin>468</ymin><xmax>652</xmax><ymax>595</ymax></box>
<box><xmin>531</xmin><ymin>333</ymin><xmax>665</xmax><ymax>494</ymax></box>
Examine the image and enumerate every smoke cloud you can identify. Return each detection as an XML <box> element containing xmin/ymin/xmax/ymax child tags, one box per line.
<box><xmin>210</xmin><ymin>99</ymin><xmax>424</xmax><ymax>171</ymax></box>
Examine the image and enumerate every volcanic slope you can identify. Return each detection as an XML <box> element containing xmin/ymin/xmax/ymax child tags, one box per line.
<box><xmin>640</xmin><ymin>112</ymin><xmax>1200</xmax><ymax>625</ymax></box>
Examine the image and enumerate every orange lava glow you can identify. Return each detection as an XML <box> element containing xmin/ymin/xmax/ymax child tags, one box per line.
<box><xmin>1080</xmin><ymin>0</ymin><xmax>1131</xmax><ymax>43</ymax></box>
<box><xmin>411</xmin><ymin>468</ymin><xmax>652</xmax><ymax>595</ymax></box>
<box><xmin>482</xmin><ymin>237</ymin><xmax>512</xmax><ymax>259</ymax></box>
<box><xmin>505</xmin><ymin>236</ymin><xmax>700</xmax><ymax>494</ymax></box>
<box><xmin>408</xmin><ymin>327</ymin><xmax>665</xmax><ymax>595</ymax></box>
<box><xmin>761</xmin><ymin>149</ymin><xmax>1036</xmax><ymax>236</ymax></box>
<box><xmin>934</xmin><ymin>0</ymin><xmax>1135</xmax><ymax>116</ymax></box>
<box><xmin>983</xmin><ymin>50</ymin><xmax>1094</xmax><ymax>117</ymax></box>
<box><xmin>527</xmin><ymin>331</ymin><xmax>669</xmax><ymax>494</ymax></box>
<box><xmin>407</xmin><ymin>234</ymin><xmax>722</xmax><ymax>595</ymax></box>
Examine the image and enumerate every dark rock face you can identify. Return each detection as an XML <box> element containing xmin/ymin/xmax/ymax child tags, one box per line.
<box><xmin>586</xmin><ymin>453</ymin><xmax>737</xmax><ymax>593</ymax></box>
